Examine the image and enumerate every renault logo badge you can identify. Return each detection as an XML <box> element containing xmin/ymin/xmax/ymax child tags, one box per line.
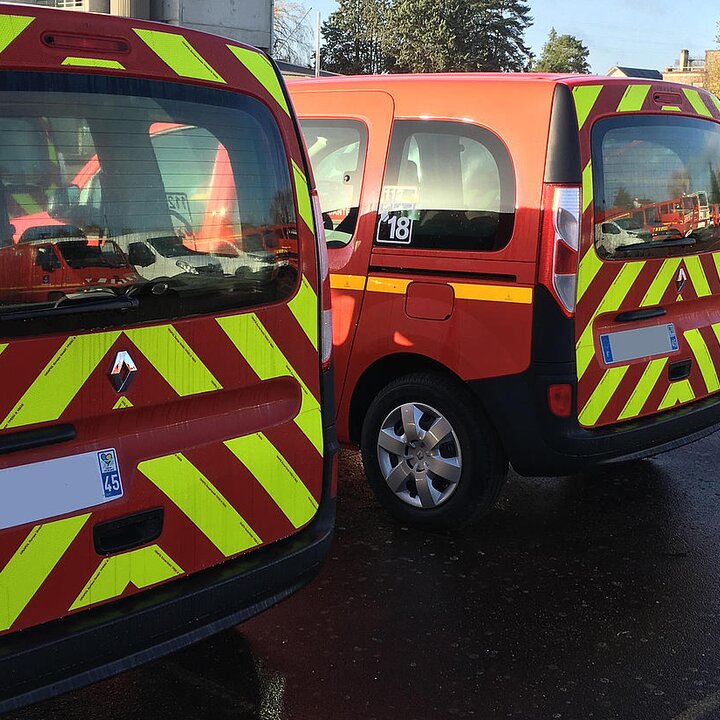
<box><xmin>109</xmin><ymin>351</ymin><xmax>137</xmax><ymax>392</ymax></box>
<box><xmin>676</xmin><ymin>267</ymin><xmax>687</xmax><ymax>294</ymax></box>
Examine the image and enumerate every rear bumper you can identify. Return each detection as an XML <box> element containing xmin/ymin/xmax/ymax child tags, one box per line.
<box><xmin>472</xmin><ymin>363</ymin><xmax>720</xmax><ymax>476</ymax></box>
<box><xmin>0</xmin><ymin>431</ymin><xmax>337</xmax><ymax>714</ymax></box>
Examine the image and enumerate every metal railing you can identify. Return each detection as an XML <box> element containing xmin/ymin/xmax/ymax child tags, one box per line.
<box><xmin>33</xmin><ymin>0</ymin><xmax>84</xmax><ymax>8</ymax></box>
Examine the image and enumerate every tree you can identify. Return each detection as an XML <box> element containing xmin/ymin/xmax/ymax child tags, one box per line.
<box><xmin>272</xmin><ymin>1</ymin><xmax>314</xmax><ymax>65</ymax></box>
<box><xmin>613</xmin><ymin>186</ymin><xmax>633</xmax><ymax>210</ymax></box>
<box><xmin>531</xmin><ymin>27</ymin><xmax>590</xmax><ymax>73</ymax></box>
<box><xmin>320</xmin><ymin>0</ymin><xmax>391</xmax><ymax>74</ymax></box>
<box><xmin>385</xmin><ymin>0</ymin><xmax>533</xmax><ymax>73</ymax></box>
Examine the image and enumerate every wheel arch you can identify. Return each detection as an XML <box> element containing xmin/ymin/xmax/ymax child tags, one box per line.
<box><xmin>348</xmin><ymin>353</ymin><xmax>466</xmax><ymax>444</ymax></box>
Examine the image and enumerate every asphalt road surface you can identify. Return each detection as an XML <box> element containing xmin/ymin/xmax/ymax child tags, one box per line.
<box><xmin>7</xmin><ymin>436</ymin><xmax>720</xmax><ymax>720</ymax></box>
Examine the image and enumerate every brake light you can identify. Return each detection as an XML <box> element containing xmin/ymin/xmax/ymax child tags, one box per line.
<box><xmin>312</xmin><ymin>191</ymin><xmax>333</xmax><ymax>369</ymax></box>
<box><xmin>539</xmin><ymin>184</ymin><xmax>581</xmax><ymax>317</ymax></box>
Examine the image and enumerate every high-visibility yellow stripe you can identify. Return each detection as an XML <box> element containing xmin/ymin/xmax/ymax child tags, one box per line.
<box><xmin>288</xmin><ymin>275</ymin><xmax>318</xmax><ymax>350</ymax></box>
<box><xmin>658</xmin><ymin>379</ymin><xmax>695</xmax><ymax>410</ymax></box>
<box><xmin>618</xmin><ymin>357</ymin><xmax>668</xmax><ymax>420</ymax></box>
<box><xmin>225</xmin><ymin>432</ymin><xmax>318</xmax><ymax>528</ymax></box>
<box><xmin>711</xmin><ymin>95</ymin><xmax>720</xmax><ymax>114</ymax></box>
<box><xmin>0</xmin><ymin>14</ymin><xmax>34</xmax><ymax>54</ymax></box>
<box><xmin>0</xmin><ymin>514</ymin><xmax>89</xmax><ymax>631</ymax></box>
<box><xmin>367</xmin><ymin>277</ymin><xmax>411</xmax><ymax>295</ymax></box>
<box><xmin>685</xmin><ymin>255</ymin><xmax>711</xmax><ymax>297</ymax></box>
<box><xmin>640</xmin><ymin>257</ymin><xmax>682</xmax><ymax>307</ymax></box>
<box><xmin>617</xmin><ymin>84</ymin><xmax>650</xmax><ymax>112</ymax></box>
<box><xmin>578</xmin><ymin>365</ymin><xmax>629</xmax><ymax>426</ymax></box>
<box><xmin>134</xmin><ymin>29</ymin><xmax>226</xmax><ymax>84</ymax></box>
<box><xmin>684</xmin><ymin>328</ymin><xmax>720</xmax><ymax>393</ymax></box>
<box><xmin>0</xmin><ymin>343</ymin><xmax>6</xmax><ymax>357</ymax></box>
<box><xmin>572</xmin><ymin>85</ymin><xmax>603</xmax><ymax>130</ymax></box>
<box><xmin>62</xmin><ymin>57</ymin><xmax>125</xmax><ymax>69</ymax></box>
<box><xmin>683</xmin><ymin>88</ymin><xmax>713</xmax><ymax>118</ymax></box>
<box><xmin>662</xmin><ymin>105</ymin><xmax>681</xmax><ymax>112</ymax></box>
<box><xmin>125</xmin><ymin>325</ymin><xmax>222</xmax><ymax>397</ymax></box>
<box><xmin>713</xmin><ymin>322</ymin><xmax>720</xmax><ymax>347</ymax></box>
<box><xmin>226</xmin><ymin>45</ymin><xmax>290</xmax><ymax>116</ymax></box>
<box><xmin>450</xmin><ymin>282</ymin><xmax>533</xmax><ymax>304</ymax></box>
<box><xmin>576</xmin><ymin>246</ymin><xmax>603</xmax><ymax>302</ymax></box>
<box><xmin>292</xmin><ymin>160</ymin><xmax>314</xmax><ymax>231</ymax></box>
<box><xmin>1</xmin><ymin>332</ymin><xmax>120</xmax><ymax>429</ymax></box>
<box><xmin>112</xmin><ymin>396</ymin><xmax>133</xmax><ymax>410</ymax></box>
<box><xmin>582</xmin><ymin>160</ymin><xmax>593</xmax><ymax>213</ymax></box>
<box><xmin>330</xmin><ymin>273</ymin><xmax>365</xmax><ymax>291</ymax></box>
<box><xmin>12</xmin><ymin>192</ymin><xmax>41</xmax><ymax>214</ymax></box>
<box><xmin>217</xmin><ymin>313</ymin><xmax>323</xmax><ymax>453</ymax></box>
<box><xmin>70</xmin><ymin>545</ymin><xmax>183</xmax><ymax>611</ymax></box>
<box><xmin>713</xmin><ymin>252</ymin><xmax>720</xmax><ymax>283</ymax></box>
<box><xmin>576</xmin><ymin>261</ymin><xmax>645</xmax><ymax>379</ymax></box>
<box><xmin>139</xmin><ymin>453</ymin><xmax>261</xmax><ymax>557</ymax></box>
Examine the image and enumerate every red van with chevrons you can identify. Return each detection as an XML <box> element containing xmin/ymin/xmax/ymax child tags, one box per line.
<box><xmin>290</xmin><ymin>74</ymin><xmax>720</xmax><ymax>529</ymax></box>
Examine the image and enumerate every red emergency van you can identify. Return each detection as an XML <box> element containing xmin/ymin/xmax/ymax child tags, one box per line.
<box><xmin>0</xmin><ymin>5</ymin><xmax>335</xmax><ymax>711</ymax></box>
<box><xmin>291</xmin><ymin>74</ymin><xmax>720</xmax><ymax>530</ymax></box>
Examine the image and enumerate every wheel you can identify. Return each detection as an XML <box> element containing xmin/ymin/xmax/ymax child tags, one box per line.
<box><xmin>360</xmin><ymin>372</ymin><xmax>508</xmax><ymax>530</ymax></box>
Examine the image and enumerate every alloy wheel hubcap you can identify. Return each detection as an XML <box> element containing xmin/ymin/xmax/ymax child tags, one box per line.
<box><xmin>376</xmin><ymin>402</ymin><xmax>462</xmax><ymax>509</ymax></box>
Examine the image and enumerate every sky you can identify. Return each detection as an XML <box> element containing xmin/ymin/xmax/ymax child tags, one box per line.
<box><xmin>305</xmin><ymin>0</ymin><xmax>717</xmax><ymax>74</ymax></box>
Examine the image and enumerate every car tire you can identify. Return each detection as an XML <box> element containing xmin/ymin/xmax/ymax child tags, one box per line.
<box><xmin>360</xmin><ymin>372</ymin><xmax>508</xmax><ymax>531</ymax></box>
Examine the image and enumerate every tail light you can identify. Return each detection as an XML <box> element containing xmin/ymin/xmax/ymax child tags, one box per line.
<box><xmin>311</xmin><ymin>191</ymin><xmax>333</xmax><ymax>369</ymax></box>
<box><xmin>539</xmin><ymin>184</ymin><xmax>581</xmax><ymax>317</ymax></box>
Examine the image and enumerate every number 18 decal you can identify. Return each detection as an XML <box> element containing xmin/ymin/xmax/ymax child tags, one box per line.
<box><xmin>377</xmin><ymin>211</ymin><xmax>414</xmax><ymax>244</ymax></box>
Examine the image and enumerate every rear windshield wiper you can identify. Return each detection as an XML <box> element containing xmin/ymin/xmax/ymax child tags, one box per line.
<box><xmin>0</xmin><ymin>290</ymin><xmax>138</xmax><ymax>322</ymax></box>
<box><xmin>615</xmin><ymin>238</ymin><xmax>696</xmax><ymax>252</ymax></box>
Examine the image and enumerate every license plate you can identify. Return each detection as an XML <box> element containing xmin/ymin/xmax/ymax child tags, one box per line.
<box><xmin>600</xmin><ymin>323</ymin><xmax>679</xmax><ymax>365</ymax></box>
<box><xmin>0</xmin><ymin>448</ymin><xmax>123</xmax><ymax>530</ymax></box>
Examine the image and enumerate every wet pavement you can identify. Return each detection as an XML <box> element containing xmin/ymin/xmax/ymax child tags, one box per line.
<box><xmin>7</xmin><ymin>437</ymin><xmax>720</xmax><ymax>720</ymax></box>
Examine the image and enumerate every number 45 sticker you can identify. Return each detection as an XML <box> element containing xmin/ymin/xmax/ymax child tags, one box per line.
<box><xmin>377</xmin><ymin>212</ymin><xmax>414</xmax><ymax>244</ymax></box>
<box><xmin>97</xmin><ymin>448</ymin><xmax>124</xmax><ymax>500</ymax></box>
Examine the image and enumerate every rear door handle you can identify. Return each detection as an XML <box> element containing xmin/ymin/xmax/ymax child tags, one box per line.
<box><xmin>0</xmin><ymin>424</ymin><xmax>76</xmax><ymax>455</ymax></box>
<box><xmin>615</xmin><ymin>307</ymin><xmax>666</xmax><ymax>323</ymax></box>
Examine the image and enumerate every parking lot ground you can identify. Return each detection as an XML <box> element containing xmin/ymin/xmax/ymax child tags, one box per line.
<box><xmin>7</xmin><ymin>436</ymin><xmax>720</xmax><ymax>720</ymax></box>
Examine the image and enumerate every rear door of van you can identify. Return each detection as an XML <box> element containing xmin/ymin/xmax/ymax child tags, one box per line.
<box><xmin>0</xmin><ymin>11</ymin><xmax>325</xmax><ymax>638</ymax></box>
<box><xmin>572</xmin><ymin>80</ymin><xmax>720</xmax><ymax>427</ymax></box>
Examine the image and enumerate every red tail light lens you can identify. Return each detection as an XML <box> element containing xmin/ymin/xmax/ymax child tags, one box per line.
<box><xmin>548</xmin><ymin>383</ymin><xmax>573</xmax><ymax>417</ymax></box>
<box><xmin>539</xmin><ymin>184</ymin><xmax>581</xmax><ymax>317</ymax></box>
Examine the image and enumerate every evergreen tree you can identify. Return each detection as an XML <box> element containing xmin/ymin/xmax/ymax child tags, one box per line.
<box><xmin>386</xmin><ymin>0</ymin><xmax>533</xmax><ymax>73</ymax></box>
<box><xmin>709</xmin><ymin>164</ymin><xmax>720</xmax><ymax>204</ymax></box>
<box><xmin>531</xmin><ymin>27</ymin><xmax>590</xmax><ymax>73</ymax></box>
<box><xmin>613</xmin><ymin>186</ymin><xmax>633</xmax><ymax>209</ymax></box>
<box><xmin>320</xmin><ymin>0</ymin><xmax>390</xmax><ymax>74</ymax></box>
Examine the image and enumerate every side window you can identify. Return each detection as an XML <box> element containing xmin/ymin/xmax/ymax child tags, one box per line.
<box><xmin>299</xmin><ymin>120</ymin><xmax>368</xmax><ymax>246</ymax></box>
<box><xmin>377</xmin><ymin>121</ymin><xmax>515</xmax><ymax>252</ymax></box>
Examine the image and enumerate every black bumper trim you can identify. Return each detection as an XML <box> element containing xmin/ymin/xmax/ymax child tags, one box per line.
<box><xmin>471</xmin><ymin>366</ymin><xmax>720</xmax><ymax>476</ymax></box>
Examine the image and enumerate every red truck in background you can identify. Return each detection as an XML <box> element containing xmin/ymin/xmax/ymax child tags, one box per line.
<box><xmin>0</xmin><ymin>235</ymin><xmax>137</xmax><ymax>304</ymax></box>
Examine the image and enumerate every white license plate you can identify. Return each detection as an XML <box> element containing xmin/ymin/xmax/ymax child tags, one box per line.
<box><xmin>0</xmin><ymin>448</ymin><xmax>123</xmax><ymax>530</ymax></box>
<box><xmin>600</xmin><ymin>323</ymin><xmax>679</xmax><ymax>365</ymax></box>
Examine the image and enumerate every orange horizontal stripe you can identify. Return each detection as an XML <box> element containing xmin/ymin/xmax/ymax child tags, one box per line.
<box><xmin>329</xmin><ymin>273</ymin><xmax>365</xmax><ymax>291</ymax></box>
<box><xmin>333</xmin><ymin>273</ymin><xmax>532</xmax><ymax>305</ymax></box>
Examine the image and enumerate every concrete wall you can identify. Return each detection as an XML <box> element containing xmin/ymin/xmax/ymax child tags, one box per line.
<box><xmin>150</xmin><ymin>0</ymin><xmax>272</xmax><ymax>51</ymax></box>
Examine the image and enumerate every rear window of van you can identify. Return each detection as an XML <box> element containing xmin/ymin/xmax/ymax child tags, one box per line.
<box><xmin>592</xmin><ymin>116</ymin><xmax>720</xmax><ymax>259</ymax></box>
<box><xmin>0</xmin><ymin>72</ymin><xmax>298</xmax><ymax>338</ymax></box>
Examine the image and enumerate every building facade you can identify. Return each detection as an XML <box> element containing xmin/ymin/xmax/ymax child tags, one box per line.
<box><xmin>2</xmin><ymin>0</ymin><xmax>273</xmax><ymax>52</ymax></box>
